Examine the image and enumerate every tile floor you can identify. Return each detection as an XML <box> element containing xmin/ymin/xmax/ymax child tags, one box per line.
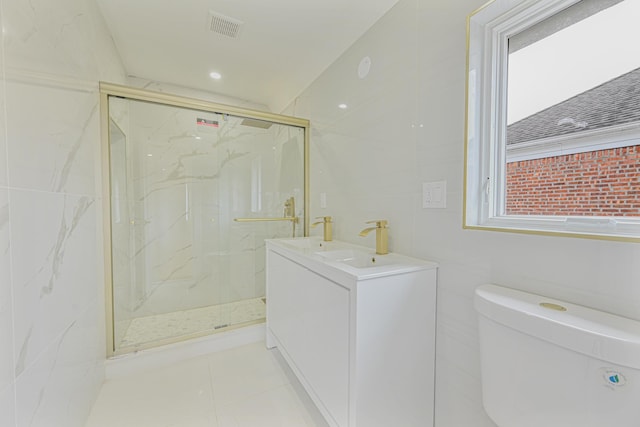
<box><xmin>85</xmin><ymin>341</ymin><xmax>329</xmax><ymax>427</ymax></box>
<box><xmin>119</xmin><ymin>298</ymin><xmax>267</xmax><ymax>348</ymax></box>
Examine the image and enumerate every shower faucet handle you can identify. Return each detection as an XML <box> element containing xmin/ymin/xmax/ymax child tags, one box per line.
<box><xmin>283</xmin><ymin>197</ymin><xmax>295</xmax><ymax>218</ymax></box>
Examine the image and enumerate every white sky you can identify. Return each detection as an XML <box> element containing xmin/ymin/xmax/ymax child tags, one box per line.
<box><xmin>507</xmin><ymin>0</ymin><xmax>640</xmax><ymax>124</ymax></box>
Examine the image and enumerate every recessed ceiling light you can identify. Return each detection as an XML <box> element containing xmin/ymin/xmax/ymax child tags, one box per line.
<box><xmin>338</xmin><ymin>104</ymin><xmax>348</xmax><ymax>109</ymax></box>
<box><xmin>209</xmin><ymin>71</ymin><xmax>222</xmax><ymax>80</ymax></box>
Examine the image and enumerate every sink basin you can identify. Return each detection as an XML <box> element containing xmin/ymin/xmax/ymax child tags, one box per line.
<box><xmin>278</xmin><ymin>237</ymin><xmax>334</xmax><ymax>251</ymax></box>
<box><xmin>315</xmin><ymin>249</ymin><xmax>360</xmax><ymax>261</ymax></box>
<box><xmin>316</xmin><ymin>249</ymin><xmax>396</xmax><ymax>268</ymax></box>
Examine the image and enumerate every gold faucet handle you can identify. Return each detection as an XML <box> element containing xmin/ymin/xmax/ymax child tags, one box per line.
<box><xmin>365</xmin><ymin>220</ymin><xmax>387</xmax><ymax>228</ymax></box>
<box><xmin>283</xmin><ymin>197</ymin><xmax>296</xmax><ymax>217</ymax></box>
<box><xmin>316</xmin><ymin>216</ymin><xmax>332</xmax><ymax>223</ymax></box>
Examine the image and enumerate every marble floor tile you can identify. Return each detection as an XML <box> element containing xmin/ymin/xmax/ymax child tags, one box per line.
<box><xmin>85</xmin><ymin>356</ymin><xmax>217</xmax><ymax>427</ymax></box>
<box><xmin>215</xmin><ymin>384</ymin><xmax>318</xmax><ymax>427</ymax></box>
<box><xmin>86</xmin><ymin>341</ymin><xmax>328</xmax><ymax>427</ymax></box>
<box><xmin>119</xmin><ymin>298</ymin><xmax>266</xmax><ymax>348</ymax></box>
<box><xmin>208</xmin><ymin>342</ymin><xmax>290</xmax><ymax>408</ymax></box>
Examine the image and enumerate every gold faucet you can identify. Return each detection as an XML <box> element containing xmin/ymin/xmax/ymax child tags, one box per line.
<box><xmin>359</xmin><ymin>220</ymin><xmax>388</xmax><ymax>255</ymax></box>
<box><xmin>311</xmin><ymin>216</ymin><xmax>333</xmax><ymax>241</ymax></box>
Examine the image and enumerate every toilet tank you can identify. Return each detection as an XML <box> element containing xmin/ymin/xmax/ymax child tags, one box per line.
<box><xmin>475</xmin><ymin>284</ymin><xmax>640</xmax><ymax>427</ymax></box>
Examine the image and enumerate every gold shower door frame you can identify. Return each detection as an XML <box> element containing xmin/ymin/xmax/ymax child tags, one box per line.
<box><xmin>99</xmin><ymin>82</ymin><xmax>310</xmax><ymax>357</ymax></box>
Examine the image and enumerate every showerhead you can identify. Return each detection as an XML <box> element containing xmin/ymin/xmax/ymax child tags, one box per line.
<box><xmin>240</xmin><ymin>118</ymin><xmax>273</xmax><ymax>129</ymax></box>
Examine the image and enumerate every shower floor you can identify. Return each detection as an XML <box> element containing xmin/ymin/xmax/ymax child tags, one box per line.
<box><xmin>119</xmin><ymin>297</ymin><xmax>266</xmax><ymax>349</ymax></box>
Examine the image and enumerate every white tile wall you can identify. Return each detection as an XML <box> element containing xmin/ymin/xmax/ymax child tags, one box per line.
<box><xmin>5</xmin><ymin>82</ymin><xmax>99</xmax><ymax>195</ymax></box>
<box><xmin>0</xmin><ymin>188</ymin><xmax>14</xmax><ymax>420</ymax></box>
<box><xmin>283</xmin><ymin>0</ymin><xmax>640</xmax><ymax>425</ymax></box>
<box><xmin>10</xmin><ymin>190</ymin><xmax>97</xmax><ymax>375</ymax></box>
<box><xmin>0</xmin><ymin>1</ymin><xmax>13</xmax><ymax>416</ymax></box>
<box><xmin>0</xmin><ymin>384</ymin><xmax>16</xmax><ymax>427</ymax></box>
<box><xmin>0</xmin><ymin>0</ymin><xmax>125</xmax><ymax>425</ymax></box>
<box><xmin>0</xmin><ymin>26</ymin><xmax>6</xmax><ymax>189</ymax></box>
<box><xmin>15</xmin><ymin>299</ymin><xmax>104</xmax><ymax>426</ymax></box>
<box><xmin>2</xmin><ymin>0</ymin><xmax>123</xmax><ymax>82</ymax></box>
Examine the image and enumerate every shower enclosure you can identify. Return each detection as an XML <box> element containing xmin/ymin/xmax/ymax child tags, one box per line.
<box><xmin>100</xmin><ymin>83</ymin><xmax>309</xmax><ymax>356</ymax></box>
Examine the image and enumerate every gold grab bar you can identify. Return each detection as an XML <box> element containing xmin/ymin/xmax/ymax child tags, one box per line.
<box><xmin>234</xmin><ymin>216</ymin><xmax>299</xmax><ymax>223</ymax></box>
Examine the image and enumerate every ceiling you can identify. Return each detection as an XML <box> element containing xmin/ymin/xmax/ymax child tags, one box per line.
<box><xmin>96</xmin><ymin>0</ymin><xmax>400</xmax><ymax>112</ymax></box>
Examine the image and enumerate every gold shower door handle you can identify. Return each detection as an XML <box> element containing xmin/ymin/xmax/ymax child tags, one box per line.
<box><xmin>234</xmin><ymin>199</ymin><xmax>299</xmax><ymax>238</ymax></box>
<box><xmin>233</xmin><ymin>216</ymin><xmax>299</xmax><ymax>223</ymax></box>
<box><xmin>233</xmin><ymin>216</ymin><xmax>300</xmax><ymax>238</ymax></box>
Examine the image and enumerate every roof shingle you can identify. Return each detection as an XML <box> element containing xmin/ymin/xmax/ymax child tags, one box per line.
<box><xmin>507</xmin><ymin>67</ymin><xmax>640</xmax><ymax>145</ymax></box>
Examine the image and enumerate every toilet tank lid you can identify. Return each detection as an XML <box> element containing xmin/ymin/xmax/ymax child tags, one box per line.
<box><xmin>475</xmin><ymin>284</ymin><xmax>640</xmax><ymax>369</ymax></box>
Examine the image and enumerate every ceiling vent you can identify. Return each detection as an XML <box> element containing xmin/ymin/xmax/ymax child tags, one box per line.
<box><xmin>208</xmin><ymin>11</ymin><xmax>243</xmax><ymax>38</ymax></box>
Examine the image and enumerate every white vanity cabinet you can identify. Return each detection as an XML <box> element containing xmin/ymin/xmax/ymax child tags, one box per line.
<box><xmin>266</xmin><ymin>238</ymin><xmax>437</xmax><ymax>427</ymax></box>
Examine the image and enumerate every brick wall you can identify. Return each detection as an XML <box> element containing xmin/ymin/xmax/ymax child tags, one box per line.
<box><xmin>506</xmin><ymin>145</ymin><xmax>640</xmax><ymax>216</ymax></box>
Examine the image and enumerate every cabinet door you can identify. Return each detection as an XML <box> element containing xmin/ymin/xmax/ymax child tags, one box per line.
<box><xmin>268</xmin><ymin>251</ymin><xmax>350</xmax><ymax>427</ymax></box>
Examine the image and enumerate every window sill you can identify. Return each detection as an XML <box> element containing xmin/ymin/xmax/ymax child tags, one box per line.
<box><xmin>464</xmin><ymin>216</ymin><xmax>640</xmax><ymax>243</ymax></box>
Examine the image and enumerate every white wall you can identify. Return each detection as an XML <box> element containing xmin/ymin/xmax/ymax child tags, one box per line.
<box><xmin>0</xmin><ymin>0</ymin><xmax>125</xmax><ymax>425</ymax></box>
<box><xmin>126</xmin><ymin>76</ymin><xmax>271</xmax><ymax>112</ymax></box>
<box><xmin>284</xmin><ymin>0</ymin><xmax>640</xmax><ymax>426</ymax></box>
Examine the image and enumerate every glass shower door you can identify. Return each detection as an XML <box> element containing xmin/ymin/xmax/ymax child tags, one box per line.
<box><xmin>208</xmin><ymin>114</ymin><xmax>305</xmax><ymax>334</ymax></box>
<box><xmin>106</xmin><ymin>93</ymin><xmax>306</xmax><ymax>354</ymax></box>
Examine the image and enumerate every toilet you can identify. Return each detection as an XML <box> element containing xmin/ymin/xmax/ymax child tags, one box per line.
<box><xmin>475</xmin><ymin>284</ymin><xmax>640</xmax><ymax>427</ymax></box>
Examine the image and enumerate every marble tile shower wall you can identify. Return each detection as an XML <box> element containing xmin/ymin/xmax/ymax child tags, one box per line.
<box><xmin>285</xmin><ymin>0</ymin><xmax>640</xmax><ymax>426</ymax></box>
<box><xmin>0</xmin><ymin>0</ymin><xmax>125</xmax><ymax>426</ymax></box>
<box><xmin>110</xmin><ymin>100</ymin><xmax>302</xmax><ymax>326</ymax></box>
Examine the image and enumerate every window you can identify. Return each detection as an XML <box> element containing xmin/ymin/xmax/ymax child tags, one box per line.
<box><xmin>465</xmin><ymin>0</ymin><xmax>640</xmax><ymax>241</ymax></box>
